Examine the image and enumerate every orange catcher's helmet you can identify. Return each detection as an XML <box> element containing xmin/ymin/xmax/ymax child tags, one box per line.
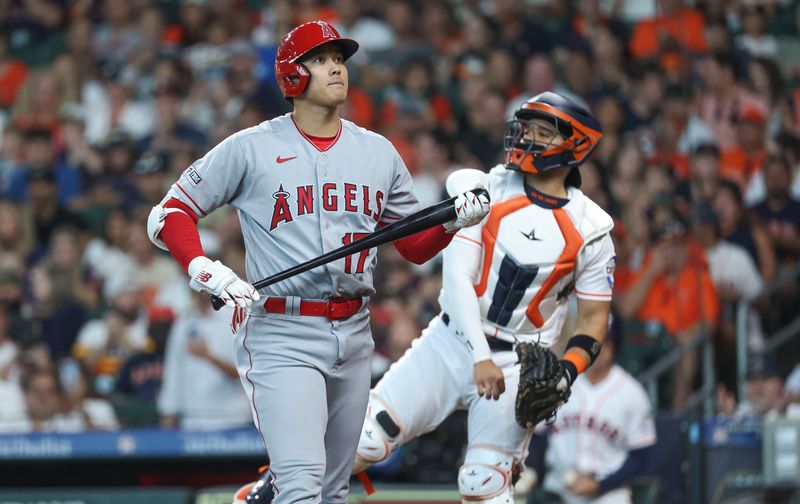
<box><xmin>274</xmin><ymin>20</ymin><xmax>359</xmax><ymax>99</ymax></box>
<box><xmin>504</xmin><ymin>92</ymin><xmax>603</xmax><ymax>175</ymax></box>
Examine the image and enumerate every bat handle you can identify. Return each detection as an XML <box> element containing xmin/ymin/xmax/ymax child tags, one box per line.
<box><xmin>210</xmin><ymin>295</ymin><xmax>226</xmax><ymax>311</ymax></box>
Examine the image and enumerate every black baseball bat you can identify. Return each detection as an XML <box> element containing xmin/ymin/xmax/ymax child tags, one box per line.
<box><xmin>211</xmin><ymin>188</ymin><xmax>488</xmax><ymax>310</ymax></box>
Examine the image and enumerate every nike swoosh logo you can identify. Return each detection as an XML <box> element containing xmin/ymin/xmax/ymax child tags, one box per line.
<box><xmin>276</xmin><ymin>155</ymin><xmax>297</xmax><ymax>164</ymax></box>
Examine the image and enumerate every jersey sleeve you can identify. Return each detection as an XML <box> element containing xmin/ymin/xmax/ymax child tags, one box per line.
<box><xmin>165</xmin><ymin>133</ymin><xmax>249</xmax><ymax>217</ymax></box>
<box><xmin>379</xmin><ymin>147</ymin><xmax>419</xmax><ymax>224</ymax></box>
<box><xmin>625</xmin><ymin>382</ymin><xmax>658</xmax><ymax>449</ymax></box>
<box><xmin>574</xmin><ymin>233</ymin><xmax>616</xmax><ymax>302</ymax></box>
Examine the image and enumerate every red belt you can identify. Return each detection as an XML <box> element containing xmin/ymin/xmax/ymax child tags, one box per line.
<box><xmin>263</xmin><ymin>297</ymin><xmax>363</xmax><ymax>320</ymax></box>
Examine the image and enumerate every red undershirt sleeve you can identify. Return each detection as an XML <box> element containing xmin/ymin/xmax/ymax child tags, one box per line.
<box><xmin>160</xmin><ymin>198</ymin><xmax>205</xmax><ymax>272</ymax></box>
<box><xmin>392</xmin><ymin>224</ymin><xmax>454</xmax><ymax>264</ymax></box>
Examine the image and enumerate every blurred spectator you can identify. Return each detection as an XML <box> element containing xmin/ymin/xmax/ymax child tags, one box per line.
<box><xmin>493</xmin><ymin>0</ymin><xmax>553</xmax><ymax>60</ymax></box>
<box><xmin>619</xmin><ymin>220</ymin><xmax>719</xmax><ymax>409</ymax></box>
<box><xmin>379</xmin><ymin>56</ymin><xmax>454</xmax><ymax>134</ymax></box>
<box><xmin>11</xmin><ymin>67</ymin><xmax>77</xmax><ymax>134</ymax></box>
<box><xmin>333</xmin><ymin>0</ymin><xmax>394</xmax><ymax>63</ymax></box>
<box><xmin>125</xmin><ymin>218</ymin><xmax>187</xmax><ymax>311</ymax></box>
<box><xmin>750</xmin><ymin>154</ymin><xmax>800</xmax><ymax>266</ymax></box>
<box><xmin>692</xmin><ymin>202</ymin><xmax>765</xmax><ymax>389</ymax></box>
<box><xmin>0</xmin><ymin>366</ymin><xmax>85</xmax><ymax>433</ymax></box>
<box><xmin>506</xmin><ymin>54</ymin><xmax>557</xmax><ymax>117</ymax></box>
<box><xmin>60</xmin><ymin>358</ymin><xmax>120</xmax><ymax>430</ymax></box>
<box><xmin>628</xmin><ymin>0</ymin><xmax>707</xmax><ymax>62</ymax></box>
<box><xmin>83</xmin><ymin>66</ymin><xmax>156</xmax><ymax>146</ymax></box>
<box><xmin>694</xmin><ymin>51</ymin><xmax>767</xmax><ymax>152</ymax></box>
<box><xmin>112</xmin><ymin>307</ymin><xmax>173</xmax><ymax>426</ymax></box>
<box><xmin>58</xmin><ymin>103</ymin><xmax>104</xmax><ymax>194</ymax></box>
<box><xmin>411</xmin><ymin>130</ymin><xmax>459</xmax><ymax>208</ymax></box>
<box><xmin>115</xmin><ymin>307</ymin><xmax>172</xmax><ymax>401</ymax></box>
<box><xmin>0</xmin><ymin>35</ymin><xmax>28</xmax><ymax>111</ymax></box>
<box><xmin>26</xmin><ymin>170</ymin><xmax>87</xmax><ymax>257</ymax></box>
<box><xmin>536</xmin><ymin>331</ymin><xmax>656</xmax><ymax>503</ymax></box>
<box><xmin>4</xmin><ymin>127</ymin><xmax>82</xmax><ymax>208</ymax></box>
<box><xmin>72</xmin><ymin>284</ymin><xmax>151</xmax><ymax>397</ymax></box>
<box><xmin>624</xmin><ymin>63</ymin><xmax>666</xmax><ymax>132</ymax></box>
<box><xmin>158</xmin><ymin>292</ymin><xmax>251</xmax><ymax>431</ymax></box>
<box><xmin>785</xmin><ymin>363</ymin><xmax>800</xmax><ymax>417</ymax></box>
<box><xmin>29</xmin><ymin>226</ymin><xmax>95</xmax><ymax>361</ymax></box>
<box><xmin>713</xmin><ymin>179</ymin><xmax>777</xmax><ymax>283</ymax></box>
<box><xmin>735</xmin><ymin>4</ymin><xmax>778</xmax><ymax>58</ymax></box>
<box><xmin>132</xmin><ymin>152</ymin><xmax>171</xmax><ymax>207</ymax></box>
<box><xmin>92</xmin><ymin>0</ymin><xmax>142</xmax><ymax>70</ymax></box>
<box><xmin>716</xmin><ymin>353</ymin><xmax>786</xmax><ymax>419</ymax></box>
<box><xmin>0</xmin><ymin>304</ymin><xmax>20</xmax><ymax>383</ymax></box>
<box><xmin>674</xmin><ymin>143</ymin><xmax>722</xmax><ymax>214</ymax></box>
<box><xmin>0</xmin><ymin>199</ymin><xmax>34</xmax><ymax>263</ymax></box>
<box><xmin>0</xmin><ymin>376</ymin><xmax>25</xmax><ymax>427</ymax></box>
<box><xmin>457</xmin><ymin>88</ymin><xmax>507</xmax><ymax>168</ymax></box>
<box><xmin>725</xmin><ymin>105</ymin><xmax>768</xmax><ymax>198</ymax></box>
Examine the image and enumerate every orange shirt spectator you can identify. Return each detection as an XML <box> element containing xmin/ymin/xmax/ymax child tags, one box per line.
<box><xmin>629</xmin><ymin>8</ymin><xmax>707</xmax><ymax>60</ymax></box>
<box><xmin>633</xmin><ymin>240</ymin><xmax>719</xmax><ymax>336</ymax></box>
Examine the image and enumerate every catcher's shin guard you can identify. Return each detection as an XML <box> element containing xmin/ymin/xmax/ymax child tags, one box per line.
<box><xmin>458</xmin><ymin>446</ymin><xmax>514</xmax><ymax>503</ymax></box>
<box><xmin>232</xmin><ymin>466</ymin><xmax>276</xmax><ymax>503</ymax></box>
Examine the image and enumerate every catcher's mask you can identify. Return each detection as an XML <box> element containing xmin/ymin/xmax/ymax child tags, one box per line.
<box><xmin>504</xmin><ymin>92</ymin><xmax>603</xmax><ymax>184</ymax></box>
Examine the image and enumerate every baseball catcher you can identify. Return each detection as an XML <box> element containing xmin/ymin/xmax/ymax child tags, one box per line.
<box><xmin>351</xmin><ymin>92</ymin><xmax>614</xmax><ymax>503</ymax></box>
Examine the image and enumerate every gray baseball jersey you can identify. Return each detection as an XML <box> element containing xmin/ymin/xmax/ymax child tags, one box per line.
<box><xmin>164</xmin><ymin>113</ymin><xmax>419</xmax><ymax>503</ymax></box>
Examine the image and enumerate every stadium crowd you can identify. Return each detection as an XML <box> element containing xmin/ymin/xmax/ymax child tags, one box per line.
<box><xmin>0</xmin><ymin>0</ymin><xmax>799</xmax><ymax>436</ymax></box>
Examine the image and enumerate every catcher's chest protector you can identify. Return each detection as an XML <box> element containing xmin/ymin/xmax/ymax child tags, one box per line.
<box><xmin>474</xmin><ymin>168</ymin><xmax>612</xmax><ymax>347</ymax></box>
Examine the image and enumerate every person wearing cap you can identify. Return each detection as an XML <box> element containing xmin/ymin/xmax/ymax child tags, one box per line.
<box><xmin>3</xmin><ymin>127</ymin><xmax>83</xmax><ymax>209</ymax></box>
<box><xmin>146</xmin><ymin>20</ymin><xmax>489</xmax><ymax>503</ymax></box>
<box><xmin>717</xmin><ymin>353</ymin><xmax>786</xmax><ymax>419</ymax></box>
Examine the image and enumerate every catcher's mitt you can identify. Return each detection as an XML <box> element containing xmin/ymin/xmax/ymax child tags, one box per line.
<box><xmin>515</xmin><ymin>342</ymin><xmax>571</xmax><ymax>429</ymax></box>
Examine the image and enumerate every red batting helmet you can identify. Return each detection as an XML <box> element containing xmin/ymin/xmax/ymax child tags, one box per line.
<box><xmin>274</xmin><ymin>21</ymin><xmax>359</xmax><ymax>99</ymax></box>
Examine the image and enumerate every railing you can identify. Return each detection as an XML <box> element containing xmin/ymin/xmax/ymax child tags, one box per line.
<box><xmin>637</xmin><ymin>328</ymin><xmax>716</xmax><ymax>416</ymax></box>
<box><xmin>736</xmin><ymin>263</ymin><xmax>800</xmax><ymax>402</ymax></box>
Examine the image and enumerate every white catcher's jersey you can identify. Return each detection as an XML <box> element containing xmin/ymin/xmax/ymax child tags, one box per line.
<box><xmin>543</xmin><ymin>365</ymin><xmax>657</xmax><ymax>503</ymax></box>
<box><xmin>439</xmin><ymin>166</ymin><xmax>615</xmax><ymax>350</ymax></box>
<box><xmin>165</xmin><ymin>114</ymin><xmax>418</xmax><ymax>300</ymax></box>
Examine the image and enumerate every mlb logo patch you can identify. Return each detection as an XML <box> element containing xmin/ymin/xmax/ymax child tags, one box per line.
<box><xmin>185</xmin><ymin>165</ymin><xmax>203</xmax><ymax>186</ymax></box>
<box><xmin>606</xmin><ymin>256</ymin><xmax>616</xmax><ymax>288</ymax></box>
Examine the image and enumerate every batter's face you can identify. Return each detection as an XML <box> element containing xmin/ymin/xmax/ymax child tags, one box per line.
<box><xmin>300</xmin><ymin>44</ymin><xmax>348</xmax><ymax>107</ymax></box>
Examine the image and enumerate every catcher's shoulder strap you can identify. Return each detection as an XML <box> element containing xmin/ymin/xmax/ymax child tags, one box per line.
<box><xmin>445</xmin><ymin>168</ymin><xmax>491</xmax><ymax>198</ymax></box>
<box><xmin>564</xmin><ymin>188</ymin><xmax>614</xmax><ymax>247</ymax></box>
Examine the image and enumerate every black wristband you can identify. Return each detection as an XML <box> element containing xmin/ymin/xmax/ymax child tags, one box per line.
<box><xmin>565</xmin><ymin>334</ymin><xmax>602</xmax><ymax>365</ymax></box>
<box><xmin>561</xmin><ymin>359</ymin><xmax>578</xmax><ymax>385</ymax></box>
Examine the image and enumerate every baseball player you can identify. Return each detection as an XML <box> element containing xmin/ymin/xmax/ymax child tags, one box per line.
<box><xmin>352</xmin><ymin>92</ymin><xmax>616</xmax><ymax>503</ymax></box>
<box><xmin>540</xmin><ymin>328</ymin><xmax>656</xmax><ymax>504</ymax></box>
<box><xmin>145</xmin><ymin>20</ymin><xmax>490</xmax><ymax>504</ymax></box>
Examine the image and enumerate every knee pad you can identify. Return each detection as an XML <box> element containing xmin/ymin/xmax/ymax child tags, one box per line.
<box><xmin>458</xmin><ymin>446</ymin><xmax>514</xmax><ymax>503</ymax></box>
<box><xmin>353</xmin><ymin>396</ymin><xmax>403</xmax><ymax>474</ymax></box>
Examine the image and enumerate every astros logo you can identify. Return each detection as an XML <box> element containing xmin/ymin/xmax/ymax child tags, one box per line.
<box><xmin>270</xmin><ymin>184</ymin><xmax>293</xmax><ymax>231</ymax></box>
